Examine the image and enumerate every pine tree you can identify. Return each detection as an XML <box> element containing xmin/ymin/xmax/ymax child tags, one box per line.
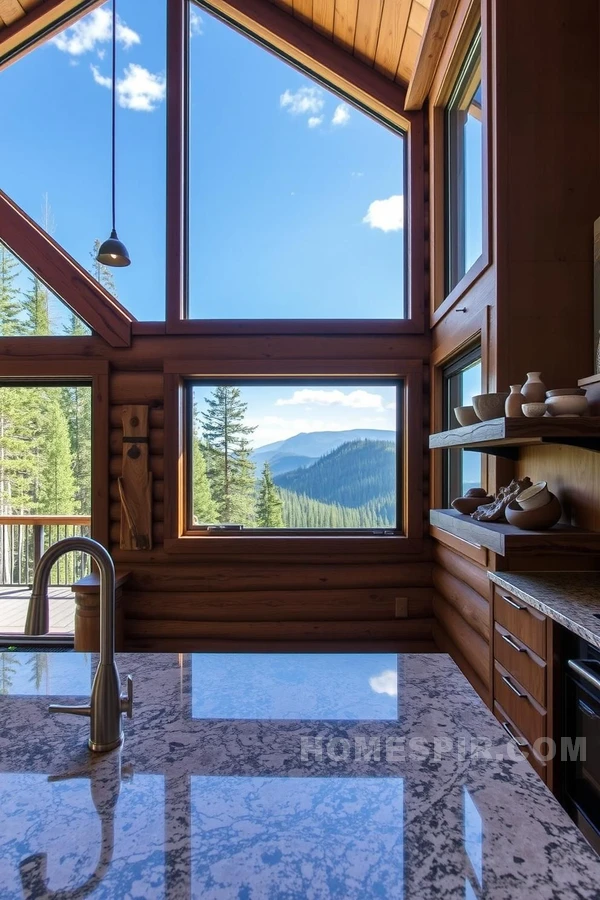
<box><xmin>90</xmin><ymin>239</ymin><xmax>118</xmax><ymax>297</ymax></box>
<box><xmin>257</xmin><ymin>462</ymin><xmax>284</xmax><ymax>527</ymax></box>
<box><xmin>192</xmin><ymin>439</ymin><xmax>217</xmax><ymax>523</ymax></box>
<box><xmin>61</xmin><ymin>385</ymin><xmax>91</xmax><ymax>515</ymax></box>
<box><xmin>35</xmin><ymin>390</ymin><xmax>76</xmax><ymax>514</ymax></box>
<box><xmin>201</xmin><ymin>386</ymin><xmax>257</xmax><ymax>525</ymax></box>
<box><xmin>0</xmin><ymin>244</ymin><xmax>22</xmax><ymax>335</ymax></box>
<box><xmin>23</xmin><ymin>275</ymin><xmax>50</xmax><ymax>335</ymax></box>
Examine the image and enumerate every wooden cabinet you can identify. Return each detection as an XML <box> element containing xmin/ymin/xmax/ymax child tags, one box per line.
<box><xmin>491</xmin><ymin>584</ymin><xmax>555</xmax><ymax>790</ymax></box>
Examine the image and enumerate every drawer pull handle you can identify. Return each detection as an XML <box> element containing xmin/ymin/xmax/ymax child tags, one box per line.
<box><xmin>502</xmin><ymin>674</ymin><xmax>527</xmax><ymax>697</ymax></box>
<box><xmin>578</xmin><ymin>699</ymin><xmax>599</xmax><ymax>720</ymax></box>
<box><xmin>502</xmin><ymin>633</ymin><xmax>525</xmax><ymax>653</ymax></box>
<box><xmin>502</xmin><ymin>594</ymin><xmax>526</xmax><ymax>611</ymax></box>
<box><xmin>501</xmin><ymin>720</ymin><xmax>528</xmax><ymax>748</ymax></box>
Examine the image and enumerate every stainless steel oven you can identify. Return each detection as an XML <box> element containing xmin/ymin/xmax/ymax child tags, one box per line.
<box><xmin>563</xmin><ymin>636</ymin><xmax>600</xmax><ymax>854</ymax></box>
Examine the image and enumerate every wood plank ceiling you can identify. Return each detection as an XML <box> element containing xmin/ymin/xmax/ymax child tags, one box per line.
<box><xmin>0</xmin><ymin>0</ymin><xmax>432</xmax><ymax>87</ymax></box>
<box><xmin>270</xmin><ymin>0</ymin><xmax>432</xmax><ymax>84</ymax></box>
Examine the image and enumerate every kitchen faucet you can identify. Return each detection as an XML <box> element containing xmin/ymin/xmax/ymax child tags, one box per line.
<box><xmin>24</xmin><ymin>537</ymin><xmax>133</xmax><ymax>752</ymax></box>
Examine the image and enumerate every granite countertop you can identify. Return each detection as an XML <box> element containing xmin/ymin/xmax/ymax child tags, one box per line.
<box><xmin>489</xmin><ymin>571</ymin><xmax>600</xmax><ymax>649</ymax></box>
<box><xmin>1</xmin><ymin>650</ymin><xmax>599</xmax><ymax>899</ymax></box>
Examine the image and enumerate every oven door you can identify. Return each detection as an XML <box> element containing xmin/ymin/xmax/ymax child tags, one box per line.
<box><xmin>564</xmin><ymin>657</ymin><xmax>600</xmax><ymax>853</ymax></box>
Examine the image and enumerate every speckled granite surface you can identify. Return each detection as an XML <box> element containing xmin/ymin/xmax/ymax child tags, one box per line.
<box><xmin>1</xmin><ymin>651</ymin><xmax>599</xmax><ymax>899</ymax></box>
<box><xmin>489</xmin><ymin>571</ymin><xmax>600</xmax><ymax>649</ymax></box>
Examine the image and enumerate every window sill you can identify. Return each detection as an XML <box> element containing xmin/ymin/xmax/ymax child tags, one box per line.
<box><xmin>164</xmin><ymin>533</ymin><xmax>423</xmax><ymax>559</ymax></box>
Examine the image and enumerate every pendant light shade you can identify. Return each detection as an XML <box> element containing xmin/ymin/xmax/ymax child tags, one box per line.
<box><xmin>97</xmin><ymin>0</ymin><xmax>130</xmax><ymax>268</ymax></box>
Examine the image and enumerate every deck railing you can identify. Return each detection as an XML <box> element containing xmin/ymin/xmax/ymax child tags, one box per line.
<box><xmin>0</xmin><ymin>516</ymin><xmax>92</xmax><ymax>586</ymax></box>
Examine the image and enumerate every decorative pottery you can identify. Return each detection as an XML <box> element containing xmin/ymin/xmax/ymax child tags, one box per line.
<box><xmin>452</xmin><ymin>496</ymin><xmax>494</xmax><ymax>515</ymax></box>
<box><xmin>505</xmin><ymin>385</ymin><xmax>525</xmax><ymax>417</ymax></box>
<box><xmin>521</xmin><ymin>372</ymin><xmax>546</xmax><ymax>403</ymax></box>
<box><xmin>505</xmin><ymin>494</ymin><xmax>561</xmax><ymax>530</ymax></box>
<box><xmin>517</xmin><ymin>481</ymin><xmax>550</xmax><ymax>511</ymax></box>
<box><xmin>454</xmin><ymin>405</ymin><xmax>479</xmax><ymax>427</ymax></box>
<box><xmin>522</xmin><ymin>402</ymin><xmax>547</xmax><ymax>418</ymax></box>
<box><xmin>545</xmin><ymin>395</ymin><xmax>589</xmax><ymax>417</ymax></box>
<box><xmin>471</xmin><ymin>477</ymin><xmax>533</xmax><ymax>522</ymax></box>
<box><xmin>472</xmin><ymin>392</ymin><xmax>510</xmax><ymax>422</ymax></box>
<box><xmin>546</xmin><ymin>388</ymin><xmax>585</xmax><ymax>397</ymax></box>
<box><xmin>465</xmin><ymin>488</ymin><xmax>489</xmax><ymax>498</ymax></box>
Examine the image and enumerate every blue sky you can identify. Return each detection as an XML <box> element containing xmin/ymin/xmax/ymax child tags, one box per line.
<box><xmin>0</xmin><ymin>1</ymin><xmax>406</xmax><ymax>322</ymax></box>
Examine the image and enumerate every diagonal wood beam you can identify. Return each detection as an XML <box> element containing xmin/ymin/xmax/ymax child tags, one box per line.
<box><xmin>200</xmin><ymin>0</ymin><xmax>413</xmax><ymax>130</ymax></box>
<box><xmin>0</xmin><ymin>189</ymin><xmax>133</xmax><ymax>347</ymax></box>
<box><xmin>0</xmin><ymin>0</ymin><xmax>103</xmax><ymax>69</ymax></box>
<box><xmin>404</xmin><ymin>0</ymin><xmax>460</xmax><ymax>110</ymax></box>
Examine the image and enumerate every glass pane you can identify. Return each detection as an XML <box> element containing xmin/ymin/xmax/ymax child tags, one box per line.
<box><xmin>459</xmin><ymin>360</ymin><xmax>483</xmax><ymax>496</ymax></box>
<box><xmin>187</xmin><ymin>4</ymin><xmax>406</xmax><ymax>320</ymax></box>
<box><xmin>0</xmin><ymin>0</ymin><xmax>166</xmax><ymax>321</ymax></box>
<box><xmin>191</xmin><ymin>382</ymin><xmax>399</xmax><ymax>529</ymax></box>
<box><xmin>445</xmin><ymin>30</ymin><xmax>483</xmax><ymax>293</ymax></box>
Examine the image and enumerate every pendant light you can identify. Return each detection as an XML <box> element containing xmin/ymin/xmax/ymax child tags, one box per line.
<box><xmin>96</xmin><ymin>0</ymin><xmax>130</xmax><ymax>267</ymax></box>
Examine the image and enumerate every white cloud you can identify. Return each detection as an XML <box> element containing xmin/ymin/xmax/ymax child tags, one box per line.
<box><xmin>275</xmin><ymin>389</ymin><xmax>387</xmax><ymax>410</ymax></box>
<box><xmin>332</xmin><ymin>102</ymin><xmax>351</xmax><ymax>126</ymax></box>
<box><xmin>280</xmin><ymin>86</ymin><xmax>324</xmax><ymax>117</ymax></box>
<box><xmin>190</xmin><ymin>7</ymin><xmax>203</xmax><ymax>36</ymax></box>
<box><xmin>362</xmin><ymin>195</ymin><xmax>404</xmax><ymax>232</ymax></box>
<box><xmin>52</xmin><ymin>8</ymin><xmax>140</xmax><ymax>56</ymax></box>
<box><xmin>351</xmin><ymin>171</ymin><xmax>364</xmax><ymax>178</ymax></box>
<box><xmin>91</xmin><ymin>63</ymin><xmax>166</xmax><ymax>112</ymax></box>
<box><xmin>369</xmin><ymin>669</ymin><xmax>397</xmax><ymax>697</ymax></box>
<box><xmin>307</xmin><ymin>116</ymin><xmax>323</xmax><ymax>129</ymax></box>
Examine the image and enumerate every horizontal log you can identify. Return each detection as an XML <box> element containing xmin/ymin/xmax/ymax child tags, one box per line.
<box><xmin>110</xmin><ymin>502</ymin><xmax>164</xmax><ymax>523</ymax></box>
<box><xmin>110</xmin><ymin>406</ymin><xmax>164</xmax><ymax>428</ymax></box>
<box><xmin>124</xmin><ymin>617</ymin><xmax>434</xmax><ymax>641</ymax></box>
<box><xmin>110</xmin><ymin>480</ymin><xmax>164</xmax><ymax>503</ymax></box>
<box><xmin>110</xmin><ymin>521</ymin><xmax>163</xmax><ymax>545</ymax></box>
<box><xmin>432</xmin><ymin>567</ymin><xmax>489</xmax><ymax>641</ymax></box>
<box><xmin>433</xmin><ymin>543</ymin><xmax>490</xmax><ymax>599</ymax></box>
<box><xmin>125</xmin><ymin>638</ymin><xmax>438</xmax><ymax>653</ymax></box>
<box><xmin>432</xmin><ymin>595</ymin><xmax>489</xmax><ymax>687</ymax></box>
<box><xmin>111</xmin><ymin>371</ymin><xmax>163</xmax><ymax>404</ymax></box>
<box><xmin>110</xmin><ymin>429</ymin><xmax>164</xmax><ymax>455</ymax></box>
<box><xmin>110</xmin><ymin>456</ymin><xmax>164</xmax><ymax>479</ymax></box>
<box><xmin>124</xmin><ymin>562</ymin><xmax>433</xmax><ymax>593</ymax></box>
<box><xmin>122</xmin><ymin>587</ymin><xmax>430</xmax><ymax>622</ymax></box>
<box><xmin>432</xmin><ymin>622</ymin><xmax>489</xmax><ymax>706</ymax></box>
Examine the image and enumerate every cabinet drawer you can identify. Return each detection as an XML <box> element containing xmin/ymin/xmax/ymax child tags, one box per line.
<box><xmin>494</xmin><ymin>623</ymin><xmax>547</xmax><ymax>706</ymax></box>
<box><xmin>494</xmin><ymin>662</ymin><xmax>547</xmax><ymax>746</ymax></box>
<box><xmin>494</xmin><ymin>587</ymin><xmax>547</xmax><ymax>658</ymax></box>
<box><xmin>494</xmin><ymin>701</ymin><xmax>547</xmax><ymax>783</ymax></box>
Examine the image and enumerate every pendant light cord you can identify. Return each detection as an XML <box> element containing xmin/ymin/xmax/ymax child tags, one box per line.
<box><xmin>111</xmin><ymin>0</ymin><xmax>117</xmax><ymax>234</ymax></box>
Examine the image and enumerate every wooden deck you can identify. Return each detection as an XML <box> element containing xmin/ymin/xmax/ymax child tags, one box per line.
<box><xmin>0</xmin><ymin>587</ymin><xmax>74</xmax><ymax>634</ymax></box>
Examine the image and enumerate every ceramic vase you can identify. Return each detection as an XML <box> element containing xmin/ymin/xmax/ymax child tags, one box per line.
<box><xmin>505</xmin><ymin>385</ymin><xmax>525</xmax><ymax>417</ymax></box>
<box><xmin>521</xmin><ymin>372</ymin><xmax>546</xmax><ymax>404</ymax></box>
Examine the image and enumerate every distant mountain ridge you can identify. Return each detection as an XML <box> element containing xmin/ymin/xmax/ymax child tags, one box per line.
<box><xmin>252</xmin><ymin>428</ymin><xmax>396</xmax><ymax>476</ymax></box>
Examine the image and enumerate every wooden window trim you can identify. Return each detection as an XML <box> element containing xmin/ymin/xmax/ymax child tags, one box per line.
<box><xmin>0</xmin><ymin>358</ymin><xmax>110</xmax><ymax>548</ymax></box>
<box><xmin>163</xmin><ymin>358</ymin><xmax>424</xmax><ymax>557</ymax></box>
<box><xmin>429</xmin><ymin>0</ymin><xmax>493</xmax><ymax>326</ymax></box>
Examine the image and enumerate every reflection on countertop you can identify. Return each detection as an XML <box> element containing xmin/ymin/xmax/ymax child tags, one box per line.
<box><xmin>1</xmin><ymin>651</ymin><xmax>599</xmax><ymax>899</ymax></box>
<box><xmin>489</xmin><ymin>571</ymin><xmax>600</xmax><ymax>649</ymax></box>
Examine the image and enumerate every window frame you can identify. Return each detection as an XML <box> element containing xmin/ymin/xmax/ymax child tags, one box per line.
<box><xmin>163</xmin><ymin>358</ymin><xmax>424</xmax><ymax>557</ymax></box>
<box><xmin>441</xmin><ymin>345</ymin><xmax>482</xmax><ymax>507</ymax></box>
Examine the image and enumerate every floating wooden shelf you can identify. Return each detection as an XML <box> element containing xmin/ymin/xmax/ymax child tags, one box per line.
<box><xmin>428</xmin><ymin>417</ymin><xmax>600</xmax><ymax>459</ymax></box>
<box><xmin>430</xmin><ymin>509</ymin><xmax>600</xmax><ymax>556</ymax></box>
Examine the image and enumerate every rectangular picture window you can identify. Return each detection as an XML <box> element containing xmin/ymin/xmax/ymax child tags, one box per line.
<box><xmin>189</xmin><ymin>382</ymin><xmax>401</xmax><ymax>531</ymax></box>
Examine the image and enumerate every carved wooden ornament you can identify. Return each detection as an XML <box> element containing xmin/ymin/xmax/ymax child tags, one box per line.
<box><xmin>118</xmin><ymin>405</ymin><xmax>153</xmax><ymax>550</ymax></box>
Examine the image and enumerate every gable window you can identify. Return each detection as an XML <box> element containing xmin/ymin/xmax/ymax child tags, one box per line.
<box><xmin>188</xmin><ymin>381</ymin><xmax>400</xmax><ymax>531</ymax></box>
<box><xmin>445</xmin><ymin>28</ymin><xmax>483</xmax><ymax>294</ymax></box>
<box><xmin>442</xmin><ymin>349</ymin><xmax>483</xmax><ymax>506</ymax></box>
<box><xmin>186</xmin><ymin>3</ymin><xmax>407</xmax><ymax>321</ymax></box>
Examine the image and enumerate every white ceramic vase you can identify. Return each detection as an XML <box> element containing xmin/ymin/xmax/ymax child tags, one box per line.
<box><xmin>521</xmin><ymin>372</ymin><xmax>546</xmax><ymax>404</ymax></box>
<box><xmin>505</xmin><ymin>385</ymin><xmax>525</xmax><ymax>417</ymax></box>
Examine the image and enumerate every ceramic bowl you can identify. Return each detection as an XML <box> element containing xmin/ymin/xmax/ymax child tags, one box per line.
<box><xmin>545</xmin><ymin>395</ymin><xmax>589</xmax><ymax>417</ymax></box>
<box><xmin>505</xmin><ymin>494</ymin><xmax>561</xmax><ymax>530</ymax></box>
<box><xmin>546</xmin><ymin>388</ymin><xmax>585</xmax><ymax>397</ymax></box>
<box><xmin>472</xmin><ymin>393</ymin><xmax>510</xmax><ymax>422</ymax></box>
<box><xmin>522</xmin><ymin>402</ymin><xmax>547</xmax><ymax>418</ymax></box>
<box><xmin>465</xmin><ymin>488</ymin><xmax>489</xmax><ymax>498</ymax></box>
<box><xmin>452</xmin><ymin>496</ymin><xmax>494</xmax><ymax>515</ymax></box>
<box><xmin>454</xmin><ymin>405</ymin><xmax>479</xmax><ymax>427</ymax></box>
<box><xmin>517</xmin><ymin>481</ymin><xmax>550</xmax><ymax>511</ymax></box>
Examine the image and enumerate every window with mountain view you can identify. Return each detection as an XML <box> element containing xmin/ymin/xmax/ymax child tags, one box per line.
<box><xmin>190</xmin><ymin>383</ymin><xmax>399</xmax><ymax>530</ymax></box>
<box><xmin>187</xmin><ymin>3</ymin><xmax>406</xmax><ymax>320</ymax></box>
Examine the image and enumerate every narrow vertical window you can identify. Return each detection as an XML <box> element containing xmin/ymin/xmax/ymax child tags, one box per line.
<box><xmin>443</xmin><ymin>350</ymin><xmax>482</xmax><ymax>505</ymax></box>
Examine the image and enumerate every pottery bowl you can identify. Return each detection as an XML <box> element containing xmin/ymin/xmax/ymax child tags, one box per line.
<box><xmin>545</xmin><ymin>395</ymin><xmax>589</xmax><ymax>417</ymax></box>
<box><xmin>522</xmin><ymin>402</ymin><xmax>547</xmax><ymax>418</ymax></box>
<box><xmin>505</xmin><ymin>494</ymin><xmax>561</xmax><ymax>530</ymax></box>
<box><xmin>472</xmin><ymin>392</ymin><xmax>510</xmax><ymax>422</ymax></box>
<box><xmin>454</xmin><ymin>405</ymin><xmax>479</xmax><ymax>427</ymax></box>
<box><xmin>452</xmin><ymin>496</ymin><xmax>494</xmax><ymax>515</ymax></box>
<box><xmin>546</xmin><ymin>388</ymin><xmax>585</xmax><ymax>397</ymax></box>
<box><xmin>465</xmin><ymin>488</ymin><xmax>489</xmax><ymax>498</ymax></box>
<box><xmin>517</xmin><ymin>481</ymin><xmax>550</xmax><ymax>511</ymax></box>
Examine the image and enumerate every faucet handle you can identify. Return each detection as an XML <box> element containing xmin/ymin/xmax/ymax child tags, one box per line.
<box><xmin>121</xmin><ymin>675</ymin><xmax>133</xmax><ymax>719</ymax></box>
<box><xmin>48</xmin><ymin>704</ymin><xmax>91</xmax><ymax>718</ymax></box>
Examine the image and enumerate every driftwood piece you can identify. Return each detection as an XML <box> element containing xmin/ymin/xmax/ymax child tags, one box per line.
<box><xmin>119</xmin><ymin>405</ymin><xmax>153</xmax><ymax>550</ymax></box>
<box><xmin>471</xmin><ymin>477</ymin><xmax>533</xmax><ymax>522</ymax></box>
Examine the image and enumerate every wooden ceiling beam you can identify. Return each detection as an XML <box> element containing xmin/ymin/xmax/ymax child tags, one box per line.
<box><xmin>0</xmin><ymin>0</ymin><xmax>103</xmax><ymax>69</ymax></box>
<box><xmin>0</xmin><ymin>190</ymin><xmax>133</xmax><ymax>347</ymax></box>
<box><xmin>404</xmin><ymin>0</ymin><xmax>460</xmax><ymax>109</ymax></box>
<box><xmin>202</xmin><ymin>0</ymin><xmax>412</xmax><ymax>129</ymax></box>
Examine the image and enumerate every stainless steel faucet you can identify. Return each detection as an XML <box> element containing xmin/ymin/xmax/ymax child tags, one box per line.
<box><xmin>24</xmin><ymin>536</ymin><xmax>133</xmax><ymax>752</ymax></box>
